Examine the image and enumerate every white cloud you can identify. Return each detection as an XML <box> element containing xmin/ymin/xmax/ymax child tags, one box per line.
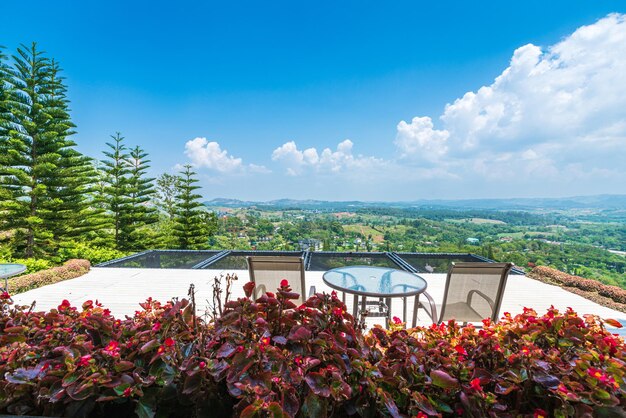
<box><xmin>396</xmin><ymin>14</ymin><xmax>626</xmax><ymax>187</ymax></box>
<box><xmin>184</xmin><ymin>137</ymin><xmax>243</xmax><ymax>173</ymax></box>
<box><xmin>272</xmin><ymin>139</ymin><xmax>386</xmax><ymax>176</ymax></box>
<box><xmin>395</xmin><ymin>116</ymin><xmax>449</xmax><ymax>163</ymax></box>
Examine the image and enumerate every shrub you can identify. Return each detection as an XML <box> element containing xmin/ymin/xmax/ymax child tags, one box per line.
<box><xmin>369</xmin><ymin>308</ymin><xmax>626</xmax><ymax>417</ymax></box>
<box><xmin>530</xmin><ymin>266</ymin><xmax>626</xmax><ymax>304</ymax></box>
<box><xmin>0</xmin><ymin>258</ymin><xmax>53</xmax><ymax>275</ymax></box>
<box><xmin>0</xmin><ymin>278</ymin><xmax>624</xmax><ymax>417</ymax></box>
<box><xmin>57</xmin><ymin>242</ymin><xmax>128</xmax><ymax>265</ymax></box>
<box><xmin>7</xmin><ymin>259</ymin><xmax>90</xmax><ymax>294</ymax></box>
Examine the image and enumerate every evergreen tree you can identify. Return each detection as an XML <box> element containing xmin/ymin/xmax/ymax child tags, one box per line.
<box><xmin>123</xmin><ymin>145</ymin><xmax>157</xmax><ymax>248</ymax></box>
<box><xmin>172</xmin><ymin>165</ymin><xmax>209</xmax><ymax>249</ymax></box>
<box><xmin>0</xmin><ymin>43</ymin><xmax>100</xmax><ymax>258</ymax></box>
<box><xmin>101</xmin><ymin>133</ymin><xmax>131</xmax><ymax>250</ymax></box>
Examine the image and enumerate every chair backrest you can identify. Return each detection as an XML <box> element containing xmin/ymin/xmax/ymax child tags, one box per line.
<box><xmin>246</xmin><ymin>256</ymin><xmax>306</xmax><ymax>304</ymax></box>
<box><xmin>439</xmin><ymin>262</ymin><xmax>514</xmax><ymax>323</ymax></box>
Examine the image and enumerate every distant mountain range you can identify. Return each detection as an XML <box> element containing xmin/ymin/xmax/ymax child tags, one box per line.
<box><xmin>203</xmin><ymin>194</ymin><xmax>626</xmax><ymax>211</ymax></box>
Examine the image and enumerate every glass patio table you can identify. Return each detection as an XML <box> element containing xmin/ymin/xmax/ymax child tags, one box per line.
<box><xmin>1</xmin><ymin>263</ymin><xmax>27</xmax><ymax>293</ymax></box>
<box><xmin>322</xmin><ymin>265</ymin><xmax>428</xmax><ymax>327</ymax></box>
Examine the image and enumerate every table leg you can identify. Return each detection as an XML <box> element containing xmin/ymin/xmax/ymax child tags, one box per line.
<box><xmin>403</xmin><ymin>296</ymin><xmax>407</xmax><ymax>326</ymax></box>
<box><xmin>342</xmin><ymin>292</ymin><xmax>346</xmax><ymax>304</ymax></box>
<box><xmin>352</xmin><ymin>294</ymin><xmax>359</xmax><ymax>318</ymax></box>
<box><xmin>385</xmin><ymin>297</ymin><xmax>391</xmax><ymax>329</ymax></box>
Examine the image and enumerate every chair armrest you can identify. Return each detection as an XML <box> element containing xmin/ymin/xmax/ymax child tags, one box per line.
<box><xmin>466</xmin><ymin>289</ymin><xmax>495</xmax><ymax>312</ymax></box>
<box><xmin>419</xmin><ymin>291</ymin><xmax>438</xmax><ymax>324</ymax></box>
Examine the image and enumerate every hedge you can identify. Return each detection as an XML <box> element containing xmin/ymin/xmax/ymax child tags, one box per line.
<box><xmin>7</xmin><ymin>259</ymin><xmax>90</xmax><ymax>295</ymax></box>
<box><xmin>529</xmin><ymin>266</ymin><xmax>626</xmax><ymax>305</ymax></box>
<box><xmin>0</xmin><ymin>276</ymin><xmax>624</xmax><ymax>417</ymax></box>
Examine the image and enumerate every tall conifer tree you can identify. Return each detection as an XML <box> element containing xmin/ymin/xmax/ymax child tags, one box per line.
<box><xmin>172</xmin><ymin>165</ymin><xmax>209</xmax><ymax>249</ymax></box>
<box><xmin>124</xmin><ymin>145</ymin><xmax>157</xmax><ymax>249</ymax></box>
<box><xmin>101</xmin><ymin>133</ymin><xmax>131</xmax><ymax>250</ymax></box>
<box><xmin>101</xmin><ymin>136</ymin><xmax>158</xmax><ymax>250</ymax></box>
<box><xmin>0</xmin><ymin>43</ymin><xmax>99</xmax><ymax>258</ymax></box>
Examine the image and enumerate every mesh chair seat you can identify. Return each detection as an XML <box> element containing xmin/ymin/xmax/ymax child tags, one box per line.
<box><xmin>439</xmin><ymin>302</ymin><xmax>485</xmax><ymax>323</ymax></box>
<box><xmin>246</xmin><ymin>256</ymin><xmax>314</xmax><ymax>304</ymax></box>
<box><xmin>420</xmin><ymin>262</ymin><xmax>514</xmax><ymax>325</ymax></box>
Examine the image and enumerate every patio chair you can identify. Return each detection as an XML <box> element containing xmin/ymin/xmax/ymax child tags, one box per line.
<box><xmin>419</xmin><ymin>262</ymin><xmax>514</xmax><ymax>325</ymax></box>
<box><xmin>246</xmin><ymin>256</ymin><xmax>315</xmax><ymax>304</ymax></box>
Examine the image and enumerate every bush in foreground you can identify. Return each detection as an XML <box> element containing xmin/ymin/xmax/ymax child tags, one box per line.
<box><xmin>0</xmin><ymin>277</ymin><xmax>624</xmax><ymax>417</ymax></box>
<box><xmin>6</xmin><ymin>259</ymin><xmax>91</xmax><ymax>295</ymax></box>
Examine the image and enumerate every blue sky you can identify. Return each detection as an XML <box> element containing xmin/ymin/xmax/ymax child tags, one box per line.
<box><xmin>2</xmin><ymin>1</ymin><xmax>625</xmax><ymax>201</ymax></box>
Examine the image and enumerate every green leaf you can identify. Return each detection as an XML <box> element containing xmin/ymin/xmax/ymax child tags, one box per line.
<box><xmin>135</xmin><ymin>396</ymin><xmax>156</xmax><ymax>418</ymax></box>
<box><xmin>430</xmin><ymin>369</ymin><xmax>459</xmax><ymax>389</ymax></box>
<box><xmin>301</xmin><ymin>393</ymin><xmax>327</xmax><ymax>417</ymax></box>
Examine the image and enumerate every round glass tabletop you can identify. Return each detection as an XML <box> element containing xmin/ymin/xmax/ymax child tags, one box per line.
<box><xmin>0</xmin><ymin>263</ymin><xmax>27</xmax><ymax>279</ymax></box>
<box><xmin>322</xmin><ymin>265</ymin><xmax>427</xmax><ymax>297</ymax></box>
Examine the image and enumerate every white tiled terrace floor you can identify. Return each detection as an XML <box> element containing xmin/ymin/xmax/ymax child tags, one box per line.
<box><xmin>11</xmin><ymin>268</ymin><xmax>626</xmax><ymax>331</ymax></box>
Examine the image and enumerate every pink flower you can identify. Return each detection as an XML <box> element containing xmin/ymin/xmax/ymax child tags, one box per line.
<box><xmin>280</xmin><ymin>279</ymin><xmax>289</xmax><ymax>287</ymax></box>
<box><xmin>152</xmin><ymin>322</ymin><xmax>161</xmax><ymax>331</ymax></box>
<box><xmin>77</xmin><ymin>355</ymin><xmax>92</xmax><ymax>367</ymax></box>
<box><xmin>164</xmin><ymin>337</ymin><xmax>175</xmax><ymax>347</ymax></box>
<box><xmin>103</xmin><ymin>309</ymin><xmax>111</xmax><ymax>316</ymax></box>
<box><xmin>416</xmin><ymin>412</ymin><xmax>428</xmax><ymax>418</ymax></box>
<box><xmin>392</xmin><ymin>316</ymin><xmax>402</xmax><ymax>325</ymax></box>
<box><xmin>332</xmin><ymin>307</ymin><xmax>343</xmax><ymax>316</ymax></box>
<box><xmin>454</xmin><ymin>345</ymin><xmax>467</xmax><ymax>356</ymax></box>
<box><xmin>103</xmin><ymin>340</ymin><xmax>120</xmax><ymax>356</ymax></box>
<box><xmin>534</xmin><ymin>409</ymin><xmax>547</xmax><ymax>418</ymax></box>
<box><xmin>469</xmin><ymin>378</ymin><xmax>482</xmax><ymax>392</ymax></box>
<box><xmin>58</xmin><ymin>299</ymin><xmax>71</xmax><ymax>311</ymax></box>
<box><xmin>199</xmin><ymin>361</ymin><xmax>206</xmax><ymax>370</ymax></box>
<box><xmin>122</xmin><ymin>387</ymin><xmax>132</xmax><ymax>397</ymax></box>
<box><xmin>236</xmin><ymin>345</ymin><xmax>244</xmax><ymax>353</ymax></box>
<box><xmin>294</xmin><ymin>356</ymin><xmax>303</xmax><ymax>366</ymax></box>
<box><xmin>1</xmin><ymin>291</ymin><xmax>11</xmax><ymax>299</ymax></box>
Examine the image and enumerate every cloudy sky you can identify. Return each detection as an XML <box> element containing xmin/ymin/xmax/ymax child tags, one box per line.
<box><xmin>2</xmin><ymin>1</ymin><xmax>625</xmax><ymax>201</ymax></box>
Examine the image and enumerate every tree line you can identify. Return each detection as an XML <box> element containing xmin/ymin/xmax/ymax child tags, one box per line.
<box><xmin>0</xmin><ymin>43</ymin><xmax>215</xmax><ymax>261</ymax></box>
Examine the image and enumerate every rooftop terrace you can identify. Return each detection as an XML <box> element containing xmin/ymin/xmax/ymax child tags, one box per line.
<box><xmin>11</xmin><ymin>251</ymin><xmax>626</xmax><ymax>332</ymax></box>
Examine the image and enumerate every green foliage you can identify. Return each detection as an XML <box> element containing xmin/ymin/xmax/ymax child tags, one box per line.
<box><xmin>155</xmin><ymin>173</ymin><xmax>179</xmax><ymax>219</ymax></box>
<box><xmin>57</xmin><ymin>241</ymin><xmax>127</xmax><ymax>265</ymax></box>
<box><xmin>0</xmin><ymin>258</ymin><xmax>53</xmax><ymax>274</ymax></box>
<box><xmin>172</xmin><ymin>165</ymin><xmax>211</xmax><ymax>249</ymax></box>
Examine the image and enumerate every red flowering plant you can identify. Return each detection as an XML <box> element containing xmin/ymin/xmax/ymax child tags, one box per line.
<box><xmin>0</xmin><ymin>292</ymin><xmax>199</xmax><ymax>417</ymax></box>
<box><xmin>368</xmin><ymin>306</ymin><xmax>626</xmax><ymax>417</ymax></box>
<box><xmin>183</xmin><ymin>279</ymin><xmax>378</xmax><ymax>417</ymax></box>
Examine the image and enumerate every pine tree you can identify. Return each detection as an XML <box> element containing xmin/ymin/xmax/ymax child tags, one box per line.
<box><xmin>101</xmin><ymin>133</ymin><xmax>131</xmax><ymax>250</ymax></box>
<box><xmin>123</xmin><ymin>145</ymin><xmax>157</xmax><ymax>249</ymax></box>
<box><xmin>101</xmin><ymin>136</ymin><xmax>159</xmax><ymax>251</ymax></box>
<box><xmin>172</xmin><ymin>165</ymin><xmax>209</xmax><ymax>249</ymax></box>
<box><xmin>0</xmin><ymin>43</ymin><xmax>100</xmax><ymax>258</ymax></box>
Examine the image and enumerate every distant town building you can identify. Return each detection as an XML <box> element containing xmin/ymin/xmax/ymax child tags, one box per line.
<box><xmin>466</xmin><ymin>237</ymin><xmax>480</xmax><ymax>245</ymax></box>
<box><xmin>298</xmin><ymin>239</ymin><xmax>322</xmax><ymax>251</ymax></box>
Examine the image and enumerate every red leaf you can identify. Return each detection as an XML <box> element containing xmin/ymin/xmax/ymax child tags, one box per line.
<box><xmin>243</xmin><ymin>282</ymin><xmax>255</xmax><ymax>298</ymax></box>
<box><xmin>603</xmin><ymin>318</ymin><xmax>623</xmax><ymax>328</ymax></box>
<box><xmin>288</xmin><ymin>326</ymin><xmax>312</xmax><ymax>341</ymax></box>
